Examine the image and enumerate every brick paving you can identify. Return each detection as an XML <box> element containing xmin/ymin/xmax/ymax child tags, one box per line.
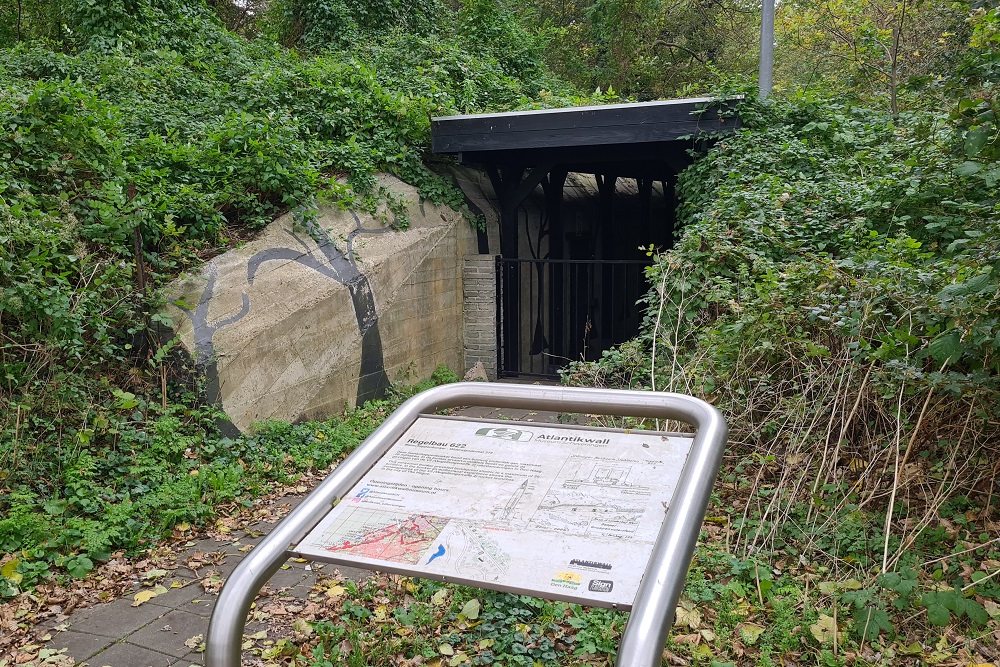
<box><xmin>42</xmin><ymin>403</ymin><xmax>574</xmax><ymax>666</ymax></box>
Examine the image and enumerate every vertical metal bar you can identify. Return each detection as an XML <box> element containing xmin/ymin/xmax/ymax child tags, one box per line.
<box><xmin>759</xmin><ymin>0</ymin><xmax>775</xmax><ymax>99</ymax></box>
<box><xmin>495</xmin><ymin>256</ymin><xmax>503</xmax><ymax>378</ymax></box>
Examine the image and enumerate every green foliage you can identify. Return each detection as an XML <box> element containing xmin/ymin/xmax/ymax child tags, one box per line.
<box><xmin>564</xmin><ymin>90</ymin><xmax>1000</xmax><ymax>659</ymax></box>
<box><xmin>269</xmin><ymin>0</ymin><xmax>443</xmax><ymax>50</ymax></box>
<box><xmin>0</xmin><ymin>0</ymin><xmax>550</xmax><ymax>594</ymax></box>
<box><xmin>0</xmin><ymin>367</ymin><xmax>458</xmax><ymax>593</ymax></box>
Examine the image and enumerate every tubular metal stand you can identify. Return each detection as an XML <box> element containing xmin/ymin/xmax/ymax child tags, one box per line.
<box><xmin>204</xmin><ymin>382</ymin><xmax>727</xmax><ymax>667</ymax></box>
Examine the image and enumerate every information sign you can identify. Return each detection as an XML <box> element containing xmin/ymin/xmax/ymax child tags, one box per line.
<box><xmin>294</xmin><ymin>415</ymin><xmax>693</xmax><ymax>609</ymax></box>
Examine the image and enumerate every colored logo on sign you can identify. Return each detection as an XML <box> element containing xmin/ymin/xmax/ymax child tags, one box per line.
<box><xmin>476</xmin><ymin>427</ymin><xmax>533</xmax><ymax>442</ymax></box>
<box><xmin>550</xmin><ymin>570</ymin><xmax>582</xmax><ymax>589</ymax></box>
<box><xmin>352</xmin><ymin>487</ymin><xmax>371</xmax><ymax>503</ymax></box>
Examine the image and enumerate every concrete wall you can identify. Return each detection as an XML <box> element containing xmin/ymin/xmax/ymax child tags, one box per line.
<box><xmin>165</xmin><ymin>174</ymin><xmax>478</xmax><ymax>431</ymax></box>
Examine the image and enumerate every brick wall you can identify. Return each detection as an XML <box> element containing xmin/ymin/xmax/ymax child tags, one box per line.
<box><xmin>462</xmin><ymin>255</ymin><xmax>497</xmax><ymax>379</ymax></box>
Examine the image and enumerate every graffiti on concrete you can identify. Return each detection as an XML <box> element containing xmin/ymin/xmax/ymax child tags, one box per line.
<box><xmin>182</xmin><ymin>212</ymin><xmax>393</xmax><ymax>409</ymax></box>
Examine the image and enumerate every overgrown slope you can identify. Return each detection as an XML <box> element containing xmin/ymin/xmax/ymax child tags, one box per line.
<box><xmin>564</xmin><ymin>33</ymin><xmax>1000</xmax><ymax>662</ymax></box>
<box><xmin>0</xmin><ymin>0</ymin><xmax>578</xmax><ymax>590</ymax></box>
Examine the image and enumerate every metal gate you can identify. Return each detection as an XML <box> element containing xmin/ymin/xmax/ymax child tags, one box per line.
<box><xmin>496</xmin><ymin>257</ymin><xmax>651</xmax><ymax>378</ymax></box>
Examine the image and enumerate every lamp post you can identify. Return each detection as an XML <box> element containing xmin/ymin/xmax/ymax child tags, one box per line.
<box><xmin>759</xmin><ymin>0</ymin><xmax>775</xmax><ymax>99</ymax></box>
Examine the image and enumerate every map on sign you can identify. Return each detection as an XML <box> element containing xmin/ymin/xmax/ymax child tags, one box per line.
<box><xmin>294</xmin><ymin>416</ymin><xmax>693</xmax><ymax>609</ymax></box>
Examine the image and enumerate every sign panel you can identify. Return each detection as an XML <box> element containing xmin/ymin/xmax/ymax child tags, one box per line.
<box><xmin>294</xmin><ymin>416</ymin><xmax>693</xmax><ymax>609</ymax></box>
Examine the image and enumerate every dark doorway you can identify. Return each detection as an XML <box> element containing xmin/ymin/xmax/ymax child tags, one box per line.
<box><xmin>496</xmin><ymin>257</ymin><xmax>650</xmax><ymax>377</ymax></box>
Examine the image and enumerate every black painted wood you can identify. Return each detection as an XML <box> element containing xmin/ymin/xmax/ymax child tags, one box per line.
<box><xmin>432</xmin><ymin>98</ymin><xmax>739</xmax><ymax>154</ymax></box>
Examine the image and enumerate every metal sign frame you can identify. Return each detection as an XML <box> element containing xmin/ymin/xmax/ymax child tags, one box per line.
<box><xmin>205</xmin><ymin>382</ymin><xmax>727</xmax><ymax>667</ymax></box>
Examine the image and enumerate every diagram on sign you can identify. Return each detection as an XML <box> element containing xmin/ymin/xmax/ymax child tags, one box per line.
<box><xmin>320</xmin><ymin>509</ymin><xmax>448</xmax><ymax>565</ymax></box>
<box><xmin>529</xmin><ymin>456</ymin><xmax>654</xmax><ymax>538</ymax></box>
<box><xmin>489</xmin><ymin>478</ymin><xmax>533</xmax><ymax>524</ymax></box>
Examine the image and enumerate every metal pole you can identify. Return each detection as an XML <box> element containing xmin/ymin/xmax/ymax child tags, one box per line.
<box><xmin>759</xmin><ymin>0</ymin><xmax>775</xmax><ymax>99</ymax></box>
<box><xmin>205</xmin><ymin>383</ymin><xmax>726</xmax><ymax>667</ymax></box>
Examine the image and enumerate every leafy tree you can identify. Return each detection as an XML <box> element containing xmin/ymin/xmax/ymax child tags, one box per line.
<box><xmin>775</xmin><ymin>0</ymin><xmax>972</xmax><ymax>114</ymax></box>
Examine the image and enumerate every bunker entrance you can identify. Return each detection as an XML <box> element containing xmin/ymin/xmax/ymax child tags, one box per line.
<box><xmin>431</xmin><ymin>98</ymin><xmax>740</xmax><ymax>378</ymax></box>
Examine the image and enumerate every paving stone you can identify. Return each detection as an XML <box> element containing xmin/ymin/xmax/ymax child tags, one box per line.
<box><xmin>264</xmin><ymin>565</ymin><xmax>308</xmax><ymax>590</ymax></box>
<box><xmin>46</xmin><ymin>630</ymin><xmax>114</xmax><ymax>660</ymax></box>
<box><xmin>452</xmin><ymin>405</ymin><xmax>496</xmax><ymax>418</ymax></box>
<box><xmin>173</xmin><ymin>593</ymin><xmax>216</xmax><ymax>618</ymax></box>
<box><xmin>65</xmin><ymin>597</ymin><xmax>168</xmax><ymax>638</ymax></box>
<box><xmin>171</xmin><ymin>652</ymin><xmax>204</xmax><ymax>666</ymax></box>
<box><xmin>87</xmin><ymin>641</ymin><xmax>175</xmax><ymax>667</ymax></box>
<box><xmin>127</xmin><ymin>609</ymin><xmax>209</xmax><ymax>659</ymax></box>
<box><xmin>149</xmin><ymin>581</ymin><xmax>212</xmax><ymax>610</ymax></box>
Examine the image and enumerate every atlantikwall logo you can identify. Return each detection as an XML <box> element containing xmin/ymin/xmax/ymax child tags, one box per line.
<box><xmin>475</xmin><ymin>427</ymin><xmax>533</xmax><ymax>442</ymax></box>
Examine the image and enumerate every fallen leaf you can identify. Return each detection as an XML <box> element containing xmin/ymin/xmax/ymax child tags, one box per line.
<box><xmin>738</xmin><ymin>622</ymin><xmax>766</xmax><ymax>645</ymax></box>
<box><xmin>1</xmin><ymin>559</ymin><xmax>22</xmax><ymax>585</ymax></box>
<box><xmin>431</xmin><ymin>588</ymin><xmax>449</xmax><ymax>606</ymax></box>
<box><xmin>439</xmin><ymin>643</ymin><xmax>455</xmax><ymax>656</ymax></box>
<box><xmin>142</xmin><ymin>569</ymin><xmax>168</xmax><ymax>580</ymax></box>
<box><xmin>184</xmin><ymin>634</ymin><xmax>204</xmax><ymax>650</ymax></box>
<box><xmin>292</xmin><ymin>619</ymin><xmax>313</xmax><ymax>637</ymax></box>
<box><xmin>461</xmin><ymin>598</ymin><xmax>481</xmax><ymax>620</ymax></box>
<box><xmin>674</xmin><ymin>601</ymin><xmax>701</xmax><ymax>629</ymax></box>
<box><xmin>809</xmin><ymin>613</ymin><xmax>838</xmax><ymax>643</ymax></box>
<box><xmin>132</xmin><ymin>585</ymin><xmax>168</xmax><ymax>606</ymax></box>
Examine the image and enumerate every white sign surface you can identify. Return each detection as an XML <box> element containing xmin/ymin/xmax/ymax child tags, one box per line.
<box><xmin>294</xmin><ymin>416</ymin><xmax>693</xmax><ymax>608</ymax></box>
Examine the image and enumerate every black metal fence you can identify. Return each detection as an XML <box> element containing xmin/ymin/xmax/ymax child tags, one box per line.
<box><xmin>496</xmin><ymin>257</ymin><xmax>651</xmax><ymax>378</ymax></box>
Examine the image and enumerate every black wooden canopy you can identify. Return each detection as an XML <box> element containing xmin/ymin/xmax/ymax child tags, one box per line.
<box><xmin>431</xmin><ymin>97</ymin><xmax>741</xmax><ymax>373</ymax></box>
<box><xmin>431</xmin><ymin>96</ymin><xmax>740</xmax><ymax>256</ymax></box>
<box><xmin>431</xmin><ymin>96</ymin><xmax>739</xmax><ymax>175</ymax></box>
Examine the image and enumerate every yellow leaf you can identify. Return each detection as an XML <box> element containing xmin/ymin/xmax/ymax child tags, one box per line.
<box><xmin>674</xmin><ymin>604</ymin><xmax>702</xmax><ymax>629</ymax></box>
<box><xmin>292</xmin><ymin>619</ymin><xmax>313</xmax><ymax>637</ymax></box>
<box><xmin>1</xmin><ymin>559</ymin><xmax>22</xmax><ymax>585</ymax></box>
<box><xmin>449</xmin><ymin>653</ymin><xmax>469</xmax><ymax>666</ymax></box>
<box><xmin>461</xmin><ymin>598</ymin><xmax>481</xmax><ymax>620</ymax></box>
<box><xmin>247</xmin><ymin>630</ymin><xmax>267</xmax><ymax>640</ymax></box>
<box><xmin>478</xmin><ymin>639</ymin><xmax>495</xmax><ymax>650</ymax></box>
<box><xmin>374</xmin><ymin>605</ymin><xmax>388</xmax><ymax>622</ymax></box>
<box><xmin>132</xmin><ymin>585</ymin><xmax>168</xmax><ymax>606</ymax></box>
<box><xmin>692</xmin><ymin>644</ymin><xmax>714</xmax><ymax>660</ymax></box>
<box><xmin>431</xmin><ymin>588</ymin><xmax>450</xmax><ymax>606</ymax></box>
<box><xmin>738</xmin><ymin>622</ymin><xmax>766</xmax><ymax>645</ymax></box>
<box><xmin>438</xmin><ymin>643</ymin><xmax>455</xmax><ymax>656</ymax></box>
<box><xmin>809</xmin><ymin>614</ymin><xmax>838</xmax><ymax>644</ymax></box>
<box><xmin>325</xmin><ymin>584</ymin><xmax>346</xmax><ymax>599</ymax></box>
